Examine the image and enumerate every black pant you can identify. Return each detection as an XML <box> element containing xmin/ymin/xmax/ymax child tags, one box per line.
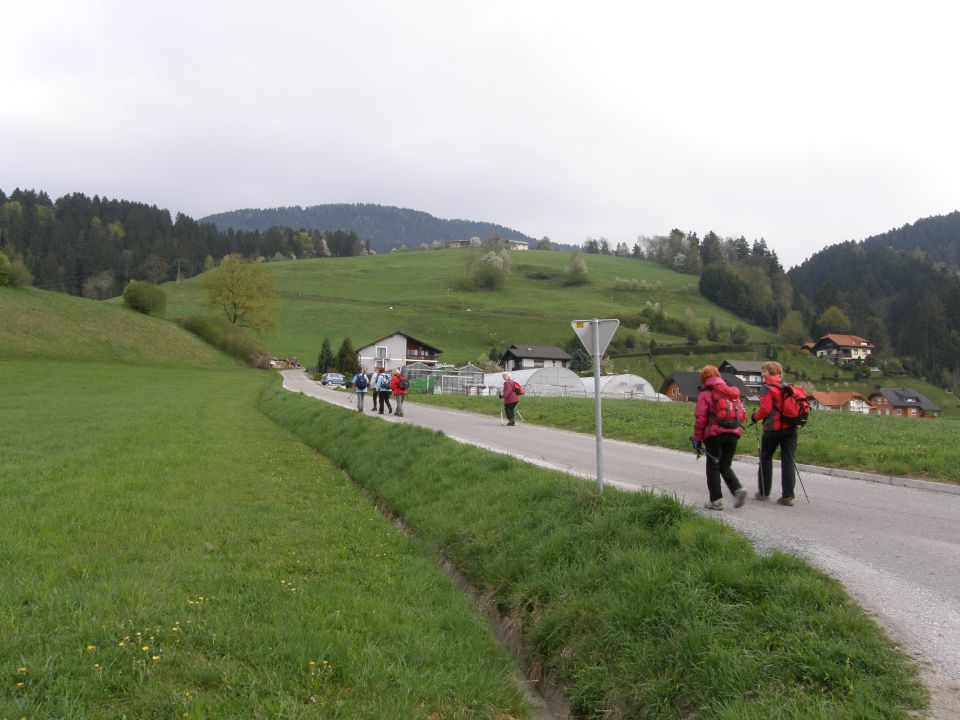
<box><xmin>704</xmin><ymin>433</ymin><xmax>743</xmax><ymax>502</ymax></box>
<box><xmin>759</xmin><ymin>428</ymin><xmax>798</xmax><ymax>498</ymax></box>
<box><xmin>378</xmin><ymin>391</ymin><xmax>392</xmax><ymax>413</ymax></box>
<box><xmin>504</xmin><ymin>402</ymin><xmax>517</xmax><ymax>424</ymax></box>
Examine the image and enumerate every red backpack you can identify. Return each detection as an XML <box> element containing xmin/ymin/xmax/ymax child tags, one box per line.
<box><xmin>711</xmin><ymin>388</ymin><xmax>746</xmax><ymax>430</ymax></box>
<box><xmin>777</xmin><ymin>384</ymin><xmax>811</xmax><ymax>428</ymax></box>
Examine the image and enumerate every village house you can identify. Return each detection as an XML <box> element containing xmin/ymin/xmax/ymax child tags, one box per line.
<box><xmin>868</xmin><ymin>388</ymin><xmax>940</xmax><ymax>419</ymax></box>
<box><xmin>810</xmin><ymin>390</ymin><xmax>874</xmax><ymax>414</ymax></box>
<box><xmin>658</xmin><ymin>371</ymin><xmax>750</xmax><ymax>403</ymax></box>
<box><xmin>717</xmin><ymin>359</ymin><xmax>766</xmax><ymax>399</ymax></box>
<box><xmin>501</xmin><ymin>344</ymin><xmax>571</xmax><ymax>372</ymax></box>
<box><xmin>356</xmin><ymin>331</ymin><xmax>442</xmax><ymax>374</ymax></box>
<box><xmin>810</xmin><ymin>334</ymin><xmax>875</xmax><ymax>365</ymax></box>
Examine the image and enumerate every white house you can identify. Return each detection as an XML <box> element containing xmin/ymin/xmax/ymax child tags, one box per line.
<box><xmin>501</xmin><ymin>344</ymin><xmax>571</xmax><ymax>372</ymax></box>
<box><xmin>356</xmin><ymin>331</ymin><xmax>443</xmax><ymax>374</ymax></box>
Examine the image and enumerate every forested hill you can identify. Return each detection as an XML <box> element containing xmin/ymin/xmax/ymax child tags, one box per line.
<box><xmin>786</xmin><ymin>212</ymin><xmax>960</xmax><ymax>382</ymax></box>
<box><xmin>861</xmin><ymin>211</ymin><xmax>960</xmax><ymax>269</ymax></box>
<box><xmin>201</xmin><ymin>204</ymin><xmax>536</xmax><ymax>254</ymax></box>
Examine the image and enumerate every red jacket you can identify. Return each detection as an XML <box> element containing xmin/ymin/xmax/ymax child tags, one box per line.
<box><xmin>390</xmin><ymin>374</ymin><xmax>408</xmax><ymax>395</ymax></box>
<box><xmin>752</xmin><ymin>374</ymin><xmax>786</xmax><ymax>431</ymax></box>
<box><xmin>502</xmin><ymin>379</ymin><xmax>521</xmax><ymax>404</ymax></box>
<box><xmin>693</xmin><ymin>375</ymin><xmax>743</xmax><ymax>441</ymax></box>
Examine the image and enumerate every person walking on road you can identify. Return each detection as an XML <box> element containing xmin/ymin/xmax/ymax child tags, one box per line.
<box><xmin>351</xmin><ymin>367</ymin><xmax>369</xmax><ymax>412</ymax></box>
<box><xmin>390</xmin><ymin>368</ymin><xmax>408</xmax><ymax>417</ymax></box>
<box><xmin>692</xmin><ymin>365</ymin><xmax>748</xmax><ymax>511</ymax></box>
<box><xmin>751</xmin><ymin>360</ymin><xmax>798</xmax><ymax>506</ymax></box>
<box><xmin>376</xmin><ymin>367</ymin><xmax>393</xmax><ymax>414</ymax></box>
<box><xmin>500</xmin><ymin>372</ymin><xmax>522</xmax><ymax>426</ymax></box>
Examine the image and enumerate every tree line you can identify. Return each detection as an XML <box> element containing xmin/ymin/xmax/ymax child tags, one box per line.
<box><xmin>0</xmin><ymin>188</ymin><xmax>368</xmax><ymax>298</ymax></box>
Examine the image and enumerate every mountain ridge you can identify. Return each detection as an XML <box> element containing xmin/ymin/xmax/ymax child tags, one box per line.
<box><xmin>200</xmin><ymin>203</ymin><xmax>538</xmax><ymax>254</ymax></box>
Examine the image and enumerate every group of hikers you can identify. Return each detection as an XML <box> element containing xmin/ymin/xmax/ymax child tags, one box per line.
<box><xmin>349</xmin><ymin>366</ymin><xmax>408</xmax><ymax>416</ymax></box>
<box><xmin>691</xmin><ymin>360</ymin><xmax>800</xmax><ymax>510</ymax></box>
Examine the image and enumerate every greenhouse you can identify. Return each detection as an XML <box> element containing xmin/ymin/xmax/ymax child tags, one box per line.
<box><xmin>483</xmin><ymin>367</ymin><xmax>586</xmax><ymax>398</ymax></box>
<box><xmin>580</xmin><ymin>373</ymin><xmax>669</xmax><ymax>400</ymax></box>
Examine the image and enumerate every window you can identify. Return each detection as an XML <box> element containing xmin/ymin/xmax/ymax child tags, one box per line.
<box><xmin>375</xmin><ymin>346</ymin><xmax>388</xmax><ymax>361</ymax></box>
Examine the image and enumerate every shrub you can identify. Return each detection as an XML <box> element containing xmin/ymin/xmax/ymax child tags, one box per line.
<box><xmin>8</xmin><ymin>259</ymin><xmax>33</xmax><ymax>287</ymax></box>
<box><xmin>0</xmin><ymin>251</ymin><xmax>10</xmax><ymax>286</ymax></box>
<box><xmin>122</xmin><ymin>280</ymin><xmax>167</xmax><ymax>315</ymax></box>
<box><xmin>177</xmin><ymin>315</ymin><xmax>269</xmax><ymax>368</ymax></box>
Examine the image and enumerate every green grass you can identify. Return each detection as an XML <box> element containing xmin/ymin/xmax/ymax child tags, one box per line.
<box><xmin>409</xmin><ymin>392</ymin><xmax>960</xmax><ymax>483</ymax></box>
<box><xmin>259</xmin><ymin>383</ymin><xmax>928</xmax><ymax>719</ymax></box>
<box><xmin>0</xmin><ymin>361</ymin><xmax>528</xmax><ymax>718</ymax></box>
<box><xmin>0</xmin><ymin>286</ymin><xmax>230</xmax><ymax>368</ymax></box>
<box><xmin>160</xmin><ymin>250</ymin><xmax>780</xmax><ymax>364</ymax></box>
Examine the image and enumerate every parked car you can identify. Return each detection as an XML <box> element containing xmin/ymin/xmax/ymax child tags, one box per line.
<box><xmin>320</xmin><ymin>372</ymin><xmax>345</xmax><ymax>386</ymax></box>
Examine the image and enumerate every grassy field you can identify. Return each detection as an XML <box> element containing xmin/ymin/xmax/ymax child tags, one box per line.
<box><xmin>259</xmin><ymin>383</ymin><xmax>927</xmax><ymax>719</ymax></box>
<box><xmin>0</xmin><ymin>360</ymin><xmax>528</xmax><ymax>718</ymax></box>
<box><xmin>160</xmin><ymin>250</ymin><xmax>781</xmax><ymax>364</ymax></box>
<box><xmin>410</xmin><ymin>392</ymin><xmax>960</xmax><ymax>483</ymax></box>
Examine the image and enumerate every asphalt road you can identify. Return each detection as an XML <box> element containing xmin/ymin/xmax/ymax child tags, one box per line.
<box><xmin>282</xmin><ymin>370</ymin><xmax>960</xmax><ymax>718</ymax></box>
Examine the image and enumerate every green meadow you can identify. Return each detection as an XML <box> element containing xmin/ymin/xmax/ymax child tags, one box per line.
<box><xmin>161</xmin><ymin>249</ymin><xmax>781</xmax><ymax>363</ymax></box>
<box><xmin>0</xmin><ymin>285</ymin><xmax>931</xmax><ymax>717</ymax></box>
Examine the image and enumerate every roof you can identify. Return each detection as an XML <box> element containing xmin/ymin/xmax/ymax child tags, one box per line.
<box><xmin>503</xmin><ymin>344</ymin><xmax>572</xmax><ymax>361</ymax></box>
<box><xmin>360</xmin><ymin>330</ymin><xmax>443</xmax><ymax>354</ymax></box>
<box><xmin>658</xmin><ymin>371</ymin><xmax>750</xmax><ymax>400</ymax></box>
<box><xmin>869</xmin><ymin>388</ymin><xmax>940</xmax><ymax>412</ymax></box>
<box><xmin>811</xmin><ymin>391</ymin><xmax>871</xmax><ymax>407</ymax></box>
<box><xmin>813</xmin><ymin>334</ymin><xmax>875</xmax><ymax>349</ymax></box>
<box><xmin>718</xmin><ymin>359</ymin><xmax>766</xmax><ymax>373</ymax></box>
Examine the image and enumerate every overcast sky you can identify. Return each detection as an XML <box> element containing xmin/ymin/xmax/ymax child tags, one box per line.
<box><xmin>3</xmin><ymin>1</ymin><xmax>958</xmax><ymax>268</ymax></box>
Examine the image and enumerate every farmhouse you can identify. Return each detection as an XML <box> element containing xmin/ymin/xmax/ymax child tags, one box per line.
<box><xmin>501</xmin><ymin>344</ymin><xmax>571</xmax><ymax>372</ymax></box>
<box><xmin>658</xmin><ymin>372</ymin><xmax>749</xmax><ymax>403</ymax></box>
<box><xmin>868</xmin><ymin>388</ymin><xmax>940</xmax><ymax>418</ymax></box>
<box><xmin>356</xmin><ymin>331</ymin><xmax>442</xmax><ymax>374</ymax></box>
<box><xmin>810</xmin><ymin>391</ymin><xmax>874</xmax><ymax>414</ymax></box>
<box><xmin>810</xmin><ymin>334</ymin><xmax>875</xmax><ymax>365</ymax></box>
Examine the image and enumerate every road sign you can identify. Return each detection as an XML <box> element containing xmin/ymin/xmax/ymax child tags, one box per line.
<box><xmin>571</xmin><ymin>318</ymin><xmax>620</xmax><ymax>356</ymax></box>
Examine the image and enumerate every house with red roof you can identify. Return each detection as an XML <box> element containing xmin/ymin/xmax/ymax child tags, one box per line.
<box><xmin>810</xmin><ymin>391</ymin><xmax>874</xmax><ymax>414</ymax></box>
<box><xmin>810</xmin><ymin>334</ymin><xmax>875</xmax><ymax>365</ymax></box>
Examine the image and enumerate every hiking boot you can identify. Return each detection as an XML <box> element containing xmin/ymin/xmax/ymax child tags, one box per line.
<box><xmin>734</xmin><ymin>488</ymin><xmax>747</xmax><ymax>508</ymax></box>
<box><xmin>704</xmin><ymin>499</ymin><xmax>723</xmax><ymax>511</ymax></box>
<box><xmin>507</xmin><ymin>421</ymin><xmax>515</xmax><ymax>426</ymax></box>
<box><xmin>776</xmin><ymin>496</ymin><xmax>795</xmax><ymax>506</ymax></box>
<box><xmin>754</xmin><ymin>491</ymin><xmax>769</xmax><ymax>501</ymax></box>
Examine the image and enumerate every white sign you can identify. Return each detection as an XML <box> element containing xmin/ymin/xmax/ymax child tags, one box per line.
<box><xmin>571</xmin><ymin>318</ymin><xmax>620</xmax><ymax>356</ymax></box>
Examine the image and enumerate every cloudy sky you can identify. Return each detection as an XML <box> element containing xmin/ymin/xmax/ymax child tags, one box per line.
<box><xmin>3</xmin><ymin>1</ymin><xmax>958</xmax><ymax>268</ymax></box>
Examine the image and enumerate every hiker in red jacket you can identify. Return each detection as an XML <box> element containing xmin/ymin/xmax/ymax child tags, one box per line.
<box><xmin>751</xmin><ymin>360</ymin><xmax>797</xmax><ymax>505</ymax></box>
<box><xmin>390</xmin><ymin>368</ymin><xmax>408</xmax><ymax>417</ymax></box>
<box><xmin>500</xmin><ymin>372</ymin><xmax>522</xmax><ymax>426</ymax></box>
<box><xmin>692</xmin><ymin>365</ymin><xmax>747</xmax><ymax>511</ymax></box>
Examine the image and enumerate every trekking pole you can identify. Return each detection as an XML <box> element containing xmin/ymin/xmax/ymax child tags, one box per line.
<box><xmin>795</xmin><ymin>463</ymin><xmax>810</xmax><ymax>503</ymax></box>
<box><xmin>498</xmin><ymin>396</ymin><xmax>505</xmax><ymax>425</ymax></box>
<box><xmin>754</xmin><ymin>421</ymin><xmax>766</xmax><ymax>497</ymax></box>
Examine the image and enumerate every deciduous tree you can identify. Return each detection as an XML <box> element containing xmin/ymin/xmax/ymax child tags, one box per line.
<box><xmin>202</xmin><ymin>254</ymin><xmax>277</xmax><ymax>334</ymax></box>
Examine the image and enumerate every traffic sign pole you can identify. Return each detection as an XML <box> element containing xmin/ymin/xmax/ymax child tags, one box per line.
<box><xmin>571</xmin><ymin>318</ymin><xmax>619</xmax><ymax>494</ymax></box>
<box><xmin>592</xmin><ymin>319</ymin><xmax>604</xmax><ymax>493</ymax></box>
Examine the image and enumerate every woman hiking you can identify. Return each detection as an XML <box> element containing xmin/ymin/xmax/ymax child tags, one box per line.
<box><xmin>692</xmin><ymin>365</ymin><xmax>747</xmax><ymax>511</ymax></box>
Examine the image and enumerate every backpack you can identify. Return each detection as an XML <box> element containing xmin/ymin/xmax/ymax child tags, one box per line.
<box><xmin>515</xmin><ymin>382</ymin><xmax>524</xmax><ymax>396</ymax></box>
<box><xmin>777</xmin><ymin>384</ymin><xmax>811</xmax><ymax>428</ymax></box>
<box><xmin>377</xmin><ymin>373</ymin><xmax>390</xmax><ymax>391</ymax></box>
<box><xmin>399</xmin><ymin>376</ymin><xmax>409</xmax><ymax>391</ymax></box>
<box><xmin>354</xmin><ymin>373</ymin><xmax>368</xmax><ymax>390</ymax></box>
<box><xmin>711</xmin><ymin>388</ymin><xmax>745</xmax><ymax>429</ymax></box>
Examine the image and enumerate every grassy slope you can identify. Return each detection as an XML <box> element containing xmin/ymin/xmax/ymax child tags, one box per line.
<box><xmin>0</xmin><ymin>286</ymin><xmax>230</xmax><ymax>368</ymax></box>
<box><xmin>160</xmin><ymin>250</ymin><xmax>780</xmax><ymax>364</ymax></box>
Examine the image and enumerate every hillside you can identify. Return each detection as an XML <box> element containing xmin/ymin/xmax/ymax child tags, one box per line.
<box><xmin>787</xmin><ymin>213</ymin><xmax>960</xmax><ymax>384</ymax></box>
<box><xmin>200</xmin><ymin>203</ymin><xmax>538</xmax><ymax>254</ymax></box>
<box><xmin>0</xmin><ymin>285</ymin><xmax>232</xmax><ymax>368</ymax></box>
<box><xmin>161</xmin><ymin>249</ymin><xmax>781</xmax><ymax>366</ymax></box>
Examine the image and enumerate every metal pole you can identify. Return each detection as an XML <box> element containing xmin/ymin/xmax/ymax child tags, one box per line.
<box><xmin>593</xmin><ymin>318</ymin><xmax>604</xmax><ymax>493</ymax></box>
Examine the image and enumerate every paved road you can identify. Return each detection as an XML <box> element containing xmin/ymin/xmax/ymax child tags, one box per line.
<box><xmin>282</xmin><ymin>370</ymin><xmax>960</xmax><ymax>718</ymax></box>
